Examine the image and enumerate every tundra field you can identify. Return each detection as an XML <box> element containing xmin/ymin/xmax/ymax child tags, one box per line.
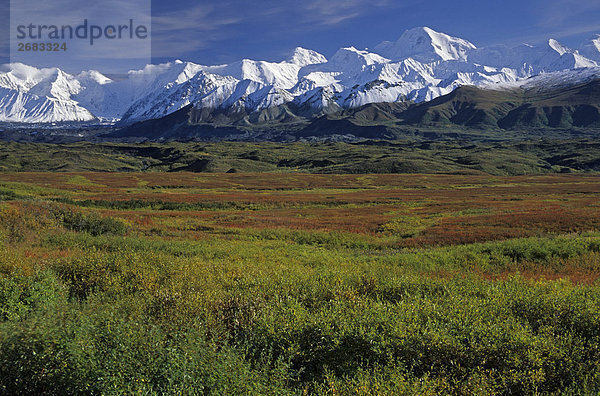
<box><xmin>1</xmin><ymin>172</ymin><xmax>600</xmax><ymax>394</ymax></box>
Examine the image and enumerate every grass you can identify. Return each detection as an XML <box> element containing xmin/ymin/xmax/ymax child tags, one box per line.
<box><xmin>0</xmin><ymin>172</ymin><xmax>600</xmax><ymax>394</ymax></box>
<box><xmin>1</xmin><ymin>139</ymin><xmax>600</xmax><ymax>174</ymax></box>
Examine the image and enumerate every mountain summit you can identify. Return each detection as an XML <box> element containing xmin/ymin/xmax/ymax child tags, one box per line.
<box><xmin>374</xmin><ymin>27</ymin><xmax>477</xmax><ymax>62</ymax></box>
<box><xmin>288</xmin><ymin>47</ymin><xmax>328</xmax><ymax>67</ymax></box>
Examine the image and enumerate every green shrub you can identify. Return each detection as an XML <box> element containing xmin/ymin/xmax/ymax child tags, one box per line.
<box><xmin>0</xmin><ymin>271</ymin><xmax>64</xmax><ymax>322</ymax></box>
<box><xmin>60</xmin><ymin>210</ymin><xmax>128</xmax><ymax>236</ymax></box>
<box><xmin>0</xmin><ymin>298</ymin><xmax>290</xmax><ymax>395</ymax></box>
<box><xmin>0</xmin><ymin>188</ymin><xmax>22</xmax><ymax>202</ymax></box>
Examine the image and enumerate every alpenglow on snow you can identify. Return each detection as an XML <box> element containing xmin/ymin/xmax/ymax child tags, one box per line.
<box><xmin>1</xmin><ymin>27</ymin><xmax>600</xmax><ymax>124</ymax></box>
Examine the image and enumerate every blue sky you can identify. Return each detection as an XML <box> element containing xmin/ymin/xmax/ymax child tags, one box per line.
<box><xmin>2</xmin><ymin>0</ymin><xmax>600</xmax><ymax>72</ymax></box>
<box><xmin>150</xmin><ymin>0</ymin><xmax>600</xmax><ymax>65</ymax></box>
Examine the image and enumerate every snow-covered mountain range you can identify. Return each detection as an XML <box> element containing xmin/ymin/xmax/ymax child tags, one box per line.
<box><xmin>2</xmin><ymin>27</ymin><xmax>600</xmax><ymax>124</ymax></box>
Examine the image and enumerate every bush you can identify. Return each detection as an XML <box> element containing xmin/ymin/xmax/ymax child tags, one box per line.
<box><xmin>60</xmin><ymin>211</ymin><xmax>128</xmax><ymax>236</ymax></box>
<box><xmin>0</xmin><ymin>299</ymin><xmax>290</xmax><ymax>395</ymax></box>
<box><xmin>0</xmin><ymin>271</ymin><xmax>64</xmax><ymax>322</ymax></box>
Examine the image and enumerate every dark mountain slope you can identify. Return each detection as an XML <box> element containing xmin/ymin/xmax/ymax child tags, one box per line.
<box><xmin>400</xmin><ymin>86</ymin><xmax>522</xmax><ymax>128</ymax></box>
<box><xmin>110</xmin><ymin>79</ymin><xmax>600</xmax><ymax>141</ymax></box>
<box><xmin>405</xmin><ymin>80</ymin><xmax>600</xmax><ymax>130</ymax></box>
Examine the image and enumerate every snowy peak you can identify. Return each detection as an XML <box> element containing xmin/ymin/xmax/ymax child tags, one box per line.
<box><xmin>0</xmin><ymin>63</ymin><xmax>68</xmax><ymax>92</ymax></box>
<box><xmin>548</xmin><ymin>39</ymin><xmax>570</xmax><ymax>56</ymax></box>
<box><xmin>330</xmin><ymin>47</ymin><xmax>389</xmax><ymax>68</ymax></box>
<box><xmin>205</xmin><ymin>58</ymin><xmax>300</xmax><ymax>89</ymax></box>
<box><xmin>469</xmin><ymin>39</ymin><xmax>598</xmax><ymax>73</ymax></box>
<box><xmin>77</xmin><ymin>70</ymin><xmax>113</xmax><ymax>86</ymax></box>
<box><xmin>289</xmin><ymin>47</ymin><xmax>327</xmax><ymax>67</ymax></box>
<box><xmin>126</xmin><ymin>60</ymin><xmax>203</xmax><ymax>88</ymax></box>
<box><xmin>539</xmin><ymin>39</ymin><xmax>596</xmax><ymax>70</ymax></box>
<box><xmin>374</xmin><ymin>27</ymin><xmax>477</xmax><ymax>62</ymax></box>
<box><xmin>579</xmin><ymin>35</ymin><xmax>600</xmax><ymax>62</ymax></box>
<box><xmin>0</xmin><ymin>64</ymin><xmax>96</xmax><ymax>123</ymax></box>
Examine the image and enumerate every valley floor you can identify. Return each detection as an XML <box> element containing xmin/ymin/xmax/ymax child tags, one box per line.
<box><xmin>1</xmin><ymin>138</ymin><xmax>600</xmax><ymax>175</ymax></box>
<box><xmin>1</xmin><ymin>172</ymin><xmax>600</xmax><ymax>394</ymax></box>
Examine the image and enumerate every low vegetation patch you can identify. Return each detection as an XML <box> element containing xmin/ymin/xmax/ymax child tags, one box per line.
<box><xmin>0</xmin><ymin>172</ymin><xmax>599</xmax><ymax>394</ymax></box>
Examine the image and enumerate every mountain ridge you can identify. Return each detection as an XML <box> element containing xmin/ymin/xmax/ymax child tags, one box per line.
<box><xmin>104</xmin><ymin>73</ymin><xmax>600</xmax><ymax>142</ymax></box>
<box><xmin>2</xmin><ymin>27</ymin><xmax>600</xmax><ymax>126</ymax></box>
